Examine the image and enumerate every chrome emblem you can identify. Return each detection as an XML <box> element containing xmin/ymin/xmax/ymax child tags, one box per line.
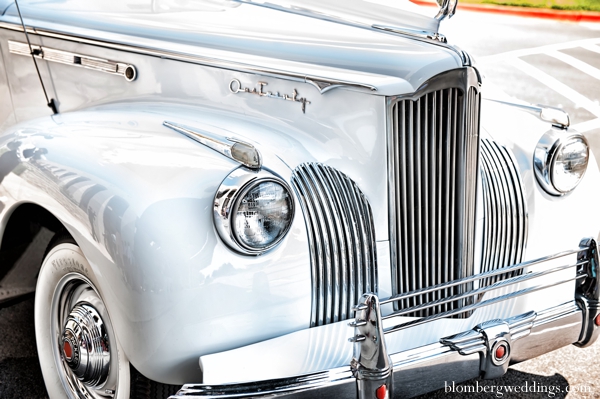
<box><xmin>229</xmin><ymin>79</ymin><xmax>311</xmax><ymax>114</ymax></box>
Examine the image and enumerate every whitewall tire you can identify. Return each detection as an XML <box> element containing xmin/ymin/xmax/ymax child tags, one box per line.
<box><xmin>35</xmin><ymin>241</ymin><xmax>131</xmax><ymax>399</ymax></box>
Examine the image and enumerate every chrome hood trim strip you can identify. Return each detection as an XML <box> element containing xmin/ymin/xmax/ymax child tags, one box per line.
<box><xmin>0</xmin><ymin>20</ymin><xmax>378</xmax><ymax>95</ymax></box>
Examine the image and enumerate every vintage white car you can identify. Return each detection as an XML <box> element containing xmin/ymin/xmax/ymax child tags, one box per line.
<box><xmin>0</xmin><ymin>0</ymin><xmax>598</xmax><ymax>398</ymax></box>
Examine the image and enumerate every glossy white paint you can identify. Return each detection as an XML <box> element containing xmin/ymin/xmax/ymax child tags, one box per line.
<box><xmin>1</xmin><ymin>0</ymin><xmax>463</xmax><ymax>95</ymax></box>
<box><xmin>0</xmin><ymin>0</ymin><xmax>597</xmax><ymax>390</ymax></box>
<box><xmin>0</xmin><ymin>109</ymin><xmax>317</xmax><ymax>383</ymax></box>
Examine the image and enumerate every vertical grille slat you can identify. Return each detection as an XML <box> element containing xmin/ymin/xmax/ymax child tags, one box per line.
<box><xmin>390</xmin><ymin>84</ymin><xmax>481</xmax><ymax>317</ymax></box>
<box><xmin>293</xmin><ymin>163</ymin><xmax>377</xmax><ymax>327</ymax></box>
<box><xmin>480</xmin><ymin>139</ymin><xmax>528</xmax><ymax>286</ymax></box>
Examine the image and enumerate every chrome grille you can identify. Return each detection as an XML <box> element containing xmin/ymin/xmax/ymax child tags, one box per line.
<box><xmin>389</xmin><ymin>78</ymin><xmax>481</xmax><ymax>317</ymax></box>
<box><xmin>291</xmin><ymin>163</ymin><xmax>377</xmax><ymax>327</ymax></box>
<box><xmin>480</xmin><ymin>139</ymin><xmax>528</xmax><ymax>287</ymax></box>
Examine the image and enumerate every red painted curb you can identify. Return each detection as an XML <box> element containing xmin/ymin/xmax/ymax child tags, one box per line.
<box><xmin>409</xmin><ymin>0</ymin><xmax>600</xmax><ymax>22</ymax></box>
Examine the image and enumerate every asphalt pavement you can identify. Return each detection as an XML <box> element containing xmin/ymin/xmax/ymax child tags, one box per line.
<box><xmin>1</xmin><ymin>8</ymin><xmax>600</xmax><ymax>399</ymax></box>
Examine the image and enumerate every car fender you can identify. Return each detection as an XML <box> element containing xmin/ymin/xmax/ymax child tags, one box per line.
<box><xmin>0</xmin><ymin>106</ymin><xmax>313</xmax><ymax>384</ymax></box>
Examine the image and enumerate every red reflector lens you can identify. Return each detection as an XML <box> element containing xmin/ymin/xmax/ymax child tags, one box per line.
<box><xmin>376</xmin><ymin>384</ymin><xmax>387</xmax><ymax>399</ymax></box>
<box><xmin>495</xmin><ymin>345</ymin><xmax>506</xmax><ymax>359</ymax></box>
<box><xmin>63</xmin><ymin>341</ymin><xmax>73</xmax><ymax>360</ymax></box>
<box><xmin>595</xmin><ymin>314</ymin><xmax>600</xmax><ymax>327</ymax></box>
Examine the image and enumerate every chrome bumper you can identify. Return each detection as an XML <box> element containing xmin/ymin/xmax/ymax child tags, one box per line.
<box><xmin>170</xmin><ymin>239</ymin><xmax>600</xmax><ymax>399</ymax></box>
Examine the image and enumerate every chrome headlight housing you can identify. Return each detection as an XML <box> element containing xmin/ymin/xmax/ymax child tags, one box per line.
<box><xmin>214</xmin><ymin>168</ymin><xmax>294</xmax><ymax>255</ymax></box>
<box><xmin>534</xmin><ymin>129</ymin><xmax>589</xmax><ymax>196</ymax></box>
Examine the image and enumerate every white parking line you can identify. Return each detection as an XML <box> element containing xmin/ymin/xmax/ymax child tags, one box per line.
<box><xmin>546</xmin><ymin>50</ymin><xmax>600</xmax><ymax>81</ymax></box>
<box><xmin>581</xmin><ymin>44</ymin><xmax>600</xmax><ymax>54</ymax></box>
<box><xmin>479</xmin><ymin>37</ymin><xmax>600</xmax><ymax>63</ymax></box>
<box><xmin>507</xmin><ymin>57</ymin><xmax>600</xmax><ymax>118</ymax></box>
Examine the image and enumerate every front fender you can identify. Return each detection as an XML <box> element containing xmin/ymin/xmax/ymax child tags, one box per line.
<box><xmin>0</xmin><ymin>106</ymin><xmax>312</xmax><ymax>384</ymax></box>
<box><xmin>480</xmin><ymin>97</ymin><xmax>600</xmax><ymax>264</ymax></box>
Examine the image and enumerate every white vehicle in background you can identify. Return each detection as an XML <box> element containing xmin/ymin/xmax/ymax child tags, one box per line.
<box><xmin>0</xmin><ymin>0</ymin><xmax>598</xmax><ymax>398</ymax></box>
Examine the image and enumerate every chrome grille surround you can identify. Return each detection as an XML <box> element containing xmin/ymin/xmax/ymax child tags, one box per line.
<box><xmin>387</xmin><ymin>68</ymin><xmax>481</xmax><ymax>317</ymax></box>
<box><xmin>480</xmin><ymin>139</ymin><xmax>528</xmax><ymax>286</ymax></box>
<box><xmin>291</xmin><ymin>163</ymin><xmax>377</xmax><ymax>327</ymax></box>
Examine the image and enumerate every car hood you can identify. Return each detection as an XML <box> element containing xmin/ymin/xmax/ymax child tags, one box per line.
<box><xmin>4</xmin><ymin>0</ymin><xmax>463</xmax><ymax>95</ymax></box>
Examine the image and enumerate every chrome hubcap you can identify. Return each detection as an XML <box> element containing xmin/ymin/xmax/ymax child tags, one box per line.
<box><xmin>61</xmin><ymin>303</ymin><xmax>110</xmax><ymax>386</ymax></box>
<box><xmin>51</xmin><ymin>274</ymin><xmax>119</xmax><ymax>398</ymax></box>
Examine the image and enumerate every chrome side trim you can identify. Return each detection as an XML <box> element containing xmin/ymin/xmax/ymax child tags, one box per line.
<box><xmin>8</xmin><ymin>40</ymin><xmax>136</xmax><ymax>81</ymax></box>
<box><xmin>0</xmin><ymin>21</ymin><xmax>376</xmax><ymax>94</ymax></box>
<box><xmin>291</xmin><ymin>163</ymin><xmax>377</xmax><ymax>327</ymax></box>
<box><xmin>484</xmin><ymin>98</ymin><xmax>570</xmax><ymax>129</ymax></box>
<box><xmin>163</xmin><ymin>121</ymin><xmax>261</xmax><ymax>169</ymax></box>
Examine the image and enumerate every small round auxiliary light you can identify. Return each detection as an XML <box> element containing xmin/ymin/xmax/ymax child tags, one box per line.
<box><xmin>495</xmin><ymin>344</ymin><xmax>506</xmax><ymax>360</ymax></box>
<box><xmin>595</xmin><ymin>314</ymin><xmax>600</xmax><ymax>327</ymax></box>
<box><xmin>376</xmin><ymin>384</ymin><xmax>388</xmax><ymax>399</ymax></box>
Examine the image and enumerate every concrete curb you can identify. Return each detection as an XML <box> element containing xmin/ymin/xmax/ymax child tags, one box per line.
<box><xmin>409</xmin><ymin>0</ymin><xmax>600</xmax><ymax>22</ymax></box>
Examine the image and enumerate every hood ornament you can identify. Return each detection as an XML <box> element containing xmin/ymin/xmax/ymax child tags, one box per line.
<box><xmin>229</xmin><ymin>79</ymin><xmax>311</xmax><ymax>114</ymax></box>
<box><xmin>435</xmin><ymin>0</ymin><xmax>458</xmax><ymax>21</ymax></box>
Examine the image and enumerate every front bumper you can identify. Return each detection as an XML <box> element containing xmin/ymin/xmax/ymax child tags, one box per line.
<box><xmin>170</xmin><ymin>239</ymin><xmax>600</xmax><ymax>399</ymax></box>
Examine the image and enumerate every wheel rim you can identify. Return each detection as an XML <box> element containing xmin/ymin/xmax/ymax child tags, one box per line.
<box><xmin>51</xmin><ymin>273</ymin><xmax>120</xmax><ymax>398</ymax></box>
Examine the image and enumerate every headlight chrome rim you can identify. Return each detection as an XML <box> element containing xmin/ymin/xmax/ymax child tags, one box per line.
<box><xmin>534</xmin><ymin>129</ymin><xmax>589</xmax><ymax>196</ymax></box>
<box><xmin>214</xmin><ymin>167</ymin><xmax>294</xmax><ymax>255</ymax></box>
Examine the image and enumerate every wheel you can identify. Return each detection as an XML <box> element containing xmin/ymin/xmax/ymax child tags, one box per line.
<box><xmin>35</xmin><ymin>238</ymin><xmax>130</xmax><ymax>398</ymax></box>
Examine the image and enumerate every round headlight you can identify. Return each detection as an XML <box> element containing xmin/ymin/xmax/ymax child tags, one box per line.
<box><xmin>214</xmin><ymin>168</ymin><xmax>294</xmax><ymax>255</ymax></box>
<box><xmin>534</xmin><ymin>130</ymin><xmax>589</xmax><ymax>196</ymax></box>
<box><xmin>551</xmin><ymin>137</ymin><xmax>588</xmax><ymax>193</ymax></box>
<box><xmin>232</xmin><ymin>180</ymin><xmax>293</xmax><ymax>250</ymax></box>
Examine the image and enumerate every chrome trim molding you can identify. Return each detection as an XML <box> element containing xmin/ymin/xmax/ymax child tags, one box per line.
<box><xmin>533</xmin><ymin>128</ymin><xmax>589</xmax><ymax>196</ymax></box>
<box><xmin>229</xmin><ymin>79</ymin><xmax>311</xmax><ymax>113</ymax></box>
<box><xmin>380</xmin><ymin>242</ymin><xmax>589</xmax><ymax>333</ymax></box>
<box><xmin>484</xmin><ymin>98</ymin><xmax>571</xmax><ymax>129</ymax></box>
<box><xmin>387</xmin><ymin>67</ymin><xmax>481</xmax><ymax>318</ymax></box>
<box><xmin>171</xmin><ymin>240</ymin><xmax>598</xmax><ymax>398</ymax></box>
<box><xmin>480</xmin><ymin>139</ymin><xmax>528</xmax><ymax>284</ymax></box>
<box><xmin>442</xmin><ymin>311</ymin><xmax>535</xmax><ymax>378</ymax></box>
<box><xmin>8</xmin><ymin>40</ymin><xmax>137</xmax><ymax>81</ymax></box>
<box><xmin>213</xmin><ymin>167</ymin><xmax>294</xmax><ymax>255</ymax></box>
<box><xmin>372</xmin><ymin>25</ymin><xmax>446</xmax><ymax>43</ymax></box>
<box><xmin>234</xmin><ymin>0</ymin><xmax>469</xmax><ymax>61</ymax></box>
<box><xmin>163</xmin><ymin>121</ymin><xmax>262</xmax><ymax>169</ymax></box>
<box><xmin>291</xmin><ymin>163</ymin><xmax>377</xmax><ymax>327</ymax></box>
<box><xmin>0</xmin><ymin>21</ymin><xmax>377</xmax><ymax>94</ymax></box>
